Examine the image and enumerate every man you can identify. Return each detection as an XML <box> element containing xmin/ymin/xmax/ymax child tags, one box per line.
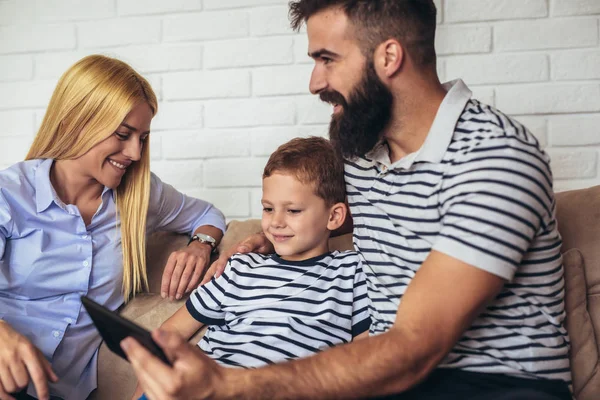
<box><xmin>122</xmin><ymin>1</ymin><xmax>571</xmax><ymax>399</ymax></box>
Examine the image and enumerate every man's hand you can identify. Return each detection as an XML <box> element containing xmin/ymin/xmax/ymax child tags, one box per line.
<box><xmin>0</xmin><ymin>321</ymin><xmax>58</xmax><ymax>400</ymax></box>
<box><xmin>200</xmin><ymin>232</ymin><xmax>274</xmax><ymax>285</ymax></box>
<box><xmin>161</xmin><ymin>243</ymin><xmax>212</xmax><ymax>300</ymax></box>
<box><xmin>121</xmin><ymin>329</ymin><xmax>230</xmax><ymax>400</ymax></box>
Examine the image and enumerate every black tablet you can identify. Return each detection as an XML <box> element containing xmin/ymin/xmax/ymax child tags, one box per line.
<box><xmin>81</xmin><ymin>295</ymin><xmax>171</xmax><ymax>366</ymax></box>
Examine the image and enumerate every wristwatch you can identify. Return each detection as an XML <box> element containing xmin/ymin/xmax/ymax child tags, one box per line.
<box><xmin>187</xmin><ymin>233</ymin><xmax>217</xmax><ymax>249</ymax></box>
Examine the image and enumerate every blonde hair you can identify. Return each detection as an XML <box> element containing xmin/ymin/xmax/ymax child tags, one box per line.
<box><xmin>26</xmin><ymin>54</ymin><xmax>158</xmax><ymax>301</ymax></box>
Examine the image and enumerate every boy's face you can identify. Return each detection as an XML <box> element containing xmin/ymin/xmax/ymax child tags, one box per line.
<box><xmin>261</xmin><ymin>172</ymin><xmax>333</xmax><ymax>262</ymax></box>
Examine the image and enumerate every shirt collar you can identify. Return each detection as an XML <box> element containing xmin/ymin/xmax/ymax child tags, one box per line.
<box><xmin>35</xmin><ymin>158</ymin><xmax>58</xmax><ymax>213</ymax></box>
<box><xmin>35</xmin><ymin>158</ymin><xmax>113</xmax><ymax>213</ymax></box>
<box><xmin>365</xmin><ymin>79</ymin><xmax>472</xmax><ymax>169</ymax></box>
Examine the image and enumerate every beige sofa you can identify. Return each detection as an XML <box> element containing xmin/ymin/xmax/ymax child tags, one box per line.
<box><xmin>91</xmin><ymin>186</ymin><xmax>600</xmax><ymax>400</ymax></box>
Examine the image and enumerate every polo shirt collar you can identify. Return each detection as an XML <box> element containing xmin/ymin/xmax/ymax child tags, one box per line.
<box><xmin>365</xmin><ymin>79</ymin><xmax>472</xmax><ymax>169</ymax></box>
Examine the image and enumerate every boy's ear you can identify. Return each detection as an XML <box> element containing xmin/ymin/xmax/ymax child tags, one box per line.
<box><xmin>327</xmin><ymin>202</ymin><xmax>347</xmax><ymax>231</ymax></box>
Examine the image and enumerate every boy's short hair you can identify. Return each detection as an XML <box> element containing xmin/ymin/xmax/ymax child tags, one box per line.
<box><xmin>263</xmin><ymin>137</ymin><xmax>346</xmax><ymax>206</ymax></box>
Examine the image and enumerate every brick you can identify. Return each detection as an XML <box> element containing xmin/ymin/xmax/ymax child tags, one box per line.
<box><xmin>554</xmin><ymin>179</ymin><xmax>599</xmax><ymax>193</ymax></box>
<box><xmin>35</xmin><ymin>52</ymin><xmax>165</xmax><ymax>94</ymax></box>
<box><xmin>253</xmin><ymin>65</ymin><xmax>312</xmax><ymax>96</ymax></box>
<box><xmin>151</xmin><ymin>160</ymin><xmax>204</xmax><ymax>190</ymax></box>
<box><xmin>445</xmin><ymin>54</ymin><xmax>548</xmax><ymax>85</ymax></box>
<box><xmin>293</xmin><ymin>35</ymin><xmax>311</xmax><ymax>64</ymax></box>
<box><xmin>163</xmin><ymin>11</ymin><xmax>248</xmax><ymax>42</ymax></box>
<box><xmin>0</xmin><ymin>81</ymin><xmax>56</xmax><ymax>109</ymax></box>
<box><xmin>104</xmin><ymin>45</ymin><xmax>203</xmax><ymax>74</ymax></box>
<box><xmin>0</xmin><ymin>136</ymin><xmax>32</xmax><ymax>164</ymax></box>
<box><xmin>549</xmin><ymin>115</ymin><xmax>600</xmax><ymax>146</ymax></box>
<box><xmin>33</xmin><ymin>0</ymin><xmax>115</xmax><ymax>22</ymax></box>
<box><xmin>434</xmin><ymin>0</ymin><xmax>442</xmax><ymax>23</ymax></box>
<box><xmin>0</xmin><ymin>1</ymin><xmax>34</xmax><ymax>26</ymax></box>
<box><xmin>205</xmin><ymin>37</ymin><xmax>293</xmax><ymax>69</ymax></box>
<box><xmin>152</xmin><ymin>102</ymin><xmax>203</xmax><ymax>131</ymax></box>
<box><xmin>34</xmin><ymin>51</ymin><xmax>89</xmax><ymax>79</ymax></box>
<box><xmin>0</xmin><ymin>110</ymin><xmax>34</xmax><ymax>136</ymax></box>
<box><xmin>205</xmin><ymin>98</ymin><xmax>295</xmax><ymax>128</ymax></box>
<box><xmin>250</xmin><ymin>188</ymin><xmax>264</xmax><ymax>218</ymax></box>
<box><xmin>149</xmin><ymin>134</ymin><xmax>162</xmax><ymax>161</ymax></box>
<box><xmin>0</xmin><ymin>24</ymin><xmax>75</xmax><ymax>54</ymax></box>
<box><xmin>496</xmin><ymin>84</ymin><xmax>600</xmax><ymax>115</ymax></box>
<box><xmin>184</xmin><ymin>188</ymin><xmax>251</xmax><ymax>218</ymax></box>
<box><xmin>163</xmin><ymin>71</ymin><xmax>250</xmax><ymax>100</ymax></box>
<box><xmin>551</xmin><ymin>0</ymin><xmax>600</xmax><ymax>16</ymax></box>
<box><xmin>495</xmin><ymin>19</ymin><xmax>598</xmax><ymax>52</ymax></box>
<box><xmin>471</xmin><ymin>87</ymin><xmax>495</xmax><ymax>107</ymax></box>
<box><xmin>436</xmin><ymin>58</ymin><xmax>446</xmax><ymax>83</ymax></box>
<box><xmin>546</xmin><ymin>149</ymin><xmax>597</xmax><ymax>179</ymax></box>
<box><xmin>513</xmin><ymin>116</ymin><xmax>547</xmax><ymax>148</ymax></box>
<box><xmin>250</xmin><ymin>6</ymin><xmax>291</xmax><ymax>36</ymax></box>
<box><xmin>78</xmin><ymin>18</ymin><xmax>161</xmax><ymax>48</ymax></box>
<box><xmin>204</xmin><ymin>158</ymin><xmax>268</xmax><ymax>188</ymax></box>
<box><xmin>0</xmin><ymin>55</ymin><xmax>33</xmax><ymax>81</ymax></box>
<box><xmin>250</xmin><ymin>126</ymin><xmax>328</xmax><ymax>156</ymax></box>
<box><xmin>445</xmin><ymin>0</ymin><xmax>547</xmax><ymax>22</ymax></box>
<box><xmin>435</xmin><ymin>26</ymin><xmax>491</xmax><ymax>55</ymax></box>
<box><xmin>162</xmin><ymin>130</ymin><xmax>251</xmax><ymax>159</ymax></box>
<box><xmin>296</xmin><ymin>95</ymin><xmax>333</xmax><ymax>124</ymax></box>
<box><xmin>552</xmin><ymin>49</ymin><xmax>600</xmax><ymax>81</ymax></box>
<box><xmin>204</xmin><ymin>0</ymin><xmax>282</xmax><ymax>9</ymax></box>
<box><xmin>118</xmin><ymin>0</ymin><xmax>202</xmax><ymax>16</ymax></box>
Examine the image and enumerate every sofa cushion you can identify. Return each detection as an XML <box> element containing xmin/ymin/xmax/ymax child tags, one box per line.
<box><xmin>555</xmin><ymin>187</ymin><xmax>600</xmax><ymax>399</ymax></box>
<box><xmin>563</xmin><ymin>248</ymin><xmax>598</xmax><ymax>399</ymax></box>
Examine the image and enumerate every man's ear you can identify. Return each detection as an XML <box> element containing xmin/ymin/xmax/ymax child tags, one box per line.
<box><xmin>373</xmin><ymin>39</ymin><xmax>404</xmax><ymax>79</ymax></box>
<box><xmin>327</xmin><ymin>202</ymin><xmax>348</xmax><ymax>231</ymax></box>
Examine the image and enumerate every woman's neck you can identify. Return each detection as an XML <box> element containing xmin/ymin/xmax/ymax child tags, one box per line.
<box><xmin>50</xmin><ymin>159</ymin><xmax>104</xmax><ymax>206</ymax></box>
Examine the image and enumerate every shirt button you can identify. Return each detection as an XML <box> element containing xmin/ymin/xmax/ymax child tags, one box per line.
<box><xmin>82</xmin><ymin>234</ymin><xmax>88</xmax><ymax>239</ymax></box>
<box><xmin>65</xmin><ymin>318</ymin><xmax>73</xmax><ymax>324</ymax></box>
<box><xmin>83</xmin><ymin>260</ymin><xmax>89</xmax><ymax>267</ymax></box>
<box><xmin>52</xmin><ymin>331</ymin><xmax>60</xmax><ymax>338</ymax></box>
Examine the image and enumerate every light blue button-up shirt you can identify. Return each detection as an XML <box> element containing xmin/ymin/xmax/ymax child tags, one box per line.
<box><xmin>0</xmin><ymin>158</ymin><xmax>226</xmax><ymax>400</ymax></box>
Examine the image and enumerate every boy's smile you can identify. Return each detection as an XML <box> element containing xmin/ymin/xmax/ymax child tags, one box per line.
<box><xmin>261</xmin><ymin>172</ymin><xmax>336</xmax><ymax>262</ymax></box>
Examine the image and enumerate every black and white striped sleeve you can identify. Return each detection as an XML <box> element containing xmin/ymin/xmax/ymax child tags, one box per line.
<box><xmin>185</xmin><ymin>262</ymin><xmax>232</xmax><ymax>325</ymax></box>
<box><xmin>433</xmin><ymin>137</ymin><xmax>554</xmax><ymax>280</ymax></box>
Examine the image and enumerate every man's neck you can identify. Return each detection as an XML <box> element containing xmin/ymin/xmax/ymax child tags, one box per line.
<box><xmin>384</xmin><ymin>79</ymin><xmax>447</xmax><ymax>164</ymax></box>
<box><xmin>50</xmin><ymin>159</ymin><xmax>104</xmax><ymax>206</ymax></box>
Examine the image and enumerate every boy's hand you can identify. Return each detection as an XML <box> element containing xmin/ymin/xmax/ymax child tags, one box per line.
<box><xmin>201</xmin><ymin>232</ymin><xmax>273</xmax><ymax>285</ymax></box>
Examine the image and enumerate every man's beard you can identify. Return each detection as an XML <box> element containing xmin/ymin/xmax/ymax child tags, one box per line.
<box><xmin>321</xmin><ymin>62</ymin><xmax>393</xmax><ymax>160</ymax></box>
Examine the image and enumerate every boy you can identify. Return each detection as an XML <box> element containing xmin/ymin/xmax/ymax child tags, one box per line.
<box><xmin>136</xmin><ymin>137</ymin><xmax>370</xmax><ymax>383</ymax></box>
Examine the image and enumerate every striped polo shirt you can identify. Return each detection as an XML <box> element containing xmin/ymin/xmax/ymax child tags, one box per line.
<box><xmin>186</xmin><ymin>251</ymin><xmax>371</xmax><ymax>368</ymax></box>
<box><xmin>345</xmin><ymin>79</ymin><xmax>571</xmax><ymax>383</ymax></box>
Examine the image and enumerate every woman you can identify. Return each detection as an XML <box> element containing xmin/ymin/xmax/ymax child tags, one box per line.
<box><xmin>0</xmin><ymin>55</ymin><xmax>226</xmax><ymax>400</ymax></box>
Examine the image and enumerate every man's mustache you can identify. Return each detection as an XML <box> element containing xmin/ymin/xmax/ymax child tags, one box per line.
<box><xmin>319</xmin><ymin>91</ymin><xmax>347</xmax><ymax>108</ymax></box>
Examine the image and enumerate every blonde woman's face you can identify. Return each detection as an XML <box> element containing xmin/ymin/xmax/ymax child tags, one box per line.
<box><xmin>78</xmin><ymin>102</ymin><xmax>153</xmax><ymax>189</ymax></box>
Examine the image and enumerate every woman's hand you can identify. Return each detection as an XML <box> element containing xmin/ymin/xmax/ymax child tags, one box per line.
<box><xmin>161</xmin><ymin>242</ymin><xmax>212</xmax><ymax>301</ymax></box>
<box><xmin>0</xmin><ymin>321</ymin><xmax>58</xmax><ymax>400</ymax></box>
<box><xmin>200</xmin><ymin>232</ymin><xmax>274</xmax><ymax>285</ymax></box>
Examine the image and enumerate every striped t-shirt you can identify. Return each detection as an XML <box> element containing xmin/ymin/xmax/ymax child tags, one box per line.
<box><xmin>186</xmin><ymin>251</ymin><xmax>371</xmax><ymax>368</ymax></box>
<box><xmin>345</xmin><ymin>79</ymin><xmax>571</xmax><ymax>383</ymax></box>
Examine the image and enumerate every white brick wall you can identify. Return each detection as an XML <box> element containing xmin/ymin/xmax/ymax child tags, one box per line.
<box><xmin>1</xmin><ymin>0</ymin><xmax>599</xmax><ymax>220</ymax></box>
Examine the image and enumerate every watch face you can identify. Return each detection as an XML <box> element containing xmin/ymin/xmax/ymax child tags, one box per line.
<box><xmin>195</xmin><ymin>233</ymin><xmax>216</xmax><ymax>244</ymax></box>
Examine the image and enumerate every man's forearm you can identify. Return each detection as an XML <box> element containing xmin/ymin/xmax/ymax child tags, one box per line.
<box><xmin>222</xmin><ymin>327</ymin><xmax>441</xmax><ymax>400</ymax></box>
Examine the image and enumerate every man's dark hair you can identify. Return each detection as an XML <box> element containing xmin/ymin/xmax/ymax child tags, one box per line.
<box><xmin>263</xmin><ymin>137</ymin><xmax>346</xmax><ymax>206</ymax></box>
<box><xmin>289</xmin><ymin>0</ymin><xmax>437</xmax><ymax>68</ymax></box>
